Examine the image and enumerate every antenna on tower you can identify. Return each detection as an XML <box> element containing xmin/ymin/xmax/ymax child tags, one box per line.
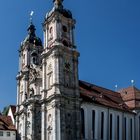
<box><xmin>131</xmin><ymin>80</ymin><xmax>135</xmax><ymax>86</ymax></box>
<box><xmin>30</xmin><ymin>11</ymin><xmax>34</xmax><ymax>23</ymax></box>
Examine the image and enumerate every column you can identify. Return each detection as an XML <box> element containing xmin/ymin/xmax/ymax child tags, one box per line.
<box><xmin>104</xmin><ymin>112</ymin><xmax>107</xmax><ymax>140</ymax></box>
<box><xmin>72</xmin><ymin>26</ymin><xmax>75</xmax><ymax>47</ymax></box>
<box><xmin>42</xmin><ymin>58</ymin><xmax>47</xmax><ymax>99</ymax></box>
<box><xmin>30</xmin><ymin>105</ymin><xmax>35</xmax><ymax>140</ymax></box>
<box><xmin>84</xmin><ymin>107</ymin><xmax>88</xmax><ymax>139</ymax></box>
<box><xmin>22</xmin><ymin>113</ymin><xmax>27</xmax><ymax>140</ymax></box>
<box><xmin>41</xmin><ymin>104</ymin><xmax>47</xmax><ymax>140</ymax></box>
<box><xmin>55</xmin><ymin>107</ymin><xmax>61</xmax><ymax>140</ymax></box>
<box><xmin>16</xmin><ymin>80</ymin><xmax>20</xmax><ymax>129</ymax></box>
<box><xmin>126</xmin><ymin>118</ymin><xmax>128</xmax><ymax>140</ymax></box>
<box><xmin>95</xmin><ymin>110</ymin><xmax>99</xmax><ymax>140</ymax></box>
<box><xmin>112</xmin><ymin>114</ymin><xmax>115</xmax><ymax>140</ymax></box>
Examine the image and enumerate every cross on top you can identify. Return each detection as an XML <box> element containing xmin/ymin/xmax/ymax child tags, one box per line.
<box><xmin>30</xmin><ymin>11</ymin><xmax>34</xmax><ymax>23</ymax></box>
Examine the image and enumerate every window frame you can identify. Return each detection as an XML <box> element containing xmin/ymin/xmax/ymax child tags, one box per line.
<box><xmin>92</xmin><ymin>110</ymin><xmax>95</xmax><ymax>139</ymax></box>
<box><xmin>81</xmin><ymin>108</ymin><xmax>85</xmax><ymax>138</ymax></box>
<box><xmin>110</xmin><ymin>114</ymin><xmax>112</xmax><ymax>140</ymax></box>
<box><xmin>7</xmin><ymin>131</ymin><xmax>10</xmax><ymax>137</ymax></box>
<box><xmin>101</xmin><ymin>112</ymin><xmax>104</xmax><ymax>139</ymax></box>
<box><xmin>0</xmin><ymin>131</ymin><xmax>3</xmax><ymax>136</ymax></box>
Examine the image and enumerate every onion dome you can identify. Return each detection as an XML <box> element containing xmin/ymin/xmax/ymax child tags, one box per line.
<box><xmin>46</xmin><ymin>0</ymin><xmax>72</xmax><ymax>19</ymax></box>
<box><xmin>54</xmin><ymin>7</ymin><xmax>72</xmax><ymax>19</ymax></box>
<box><xmin>54</xmin><ymin>0</ymin><xmax>72</xmax><ymax>18</ymax></box>
<box><xmin>23</xmin><ymin>23</ymin><xmax>42</xmax><ymax>46</ymax></box>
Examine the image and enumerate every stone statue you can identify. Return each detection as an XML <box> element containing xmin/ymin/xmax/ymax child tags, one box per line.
<box><xmin>30</xmin><ymin>88</ymin><xmax>34</xmax><ymax>97</ymax></box>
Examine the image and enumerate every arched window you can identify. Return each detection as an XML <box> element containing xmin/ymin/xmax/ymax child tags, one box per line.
<box><xmin>110</xmin><ymin>114</ymin><xmax>112</xmax><ymax>140</ymax></box>
<box><xmin>65</xmin><ymin>73</ymin><xmax>70</xmax><ymax>87</ymax></box>
<box><xmin>123</xmin><ymin>117</ymin><xmax>127</xmax><ymax>140</ymax></box>
<box><xmin>63</xmin><ymin>40</ymin><xmax>69</xmax><ymax>47</ymax></box>
<box><xmin>27</xmin><ymin>112</ymin><xmax>30</xmax><ymax>118</ymax></box>
<box><xmin>22</xmin><ymin>54</ymin><xmax>25</xmax><ymax>66</ymax></box>
<box><xmin>48</xmin><ymin>63</ymin><xmax>52</xmax><ymax>72</ymax></box>
<box><xmin>19</xmin><ymin>124</ymin><xmax>22</xmax><ymax>131</ymax></box>
<box><xmin>49</xmin><ymin>27</ymin><xmax>53</xmax><ymax>34</ymax></box>
<box><xmin>49</xmin><ymin>27</ymin><xmax>53</xmax><ymax>40</ymax></box>
<box><xmin>48</xmin><ymin>74</ymin><xmax>52</xmax><ymax>89</ymax></box>
<box><xmin>130</xmin><ymin>119</ymin><xmax>132</xmax><ymax>140</ymax></box>
<box><xmin>92</xmin><ymin>110</ymin><xmax>95</xmax><ymax>139</ymax></box>
<box><xmin>20</xmin><ymin>84</ymin><xmax>23</xmax><ymax>92</ymax></box>
<box><xmin>33</xmin><ymin>57</ymin><xmax>37</xmax><ymax>64</ymax></box>
<box><xmin>62</xmin><ymin>25</ymin><xmax>67</xmax><ymax>32</ymax></box>
<box><xmin>101</xmin><ymin>112</ymin><xmax>104</xmax><ymax>139</ymax></box>
<box><xmin>81</xmin><ymin>108</ymin><xmax>85</xmax><ymax>138</ymax></box>
<box><xmin>117</xmin><ymin>115</ymin><xmax>120</xmax><ymax>140</ymax></box>
<box><xmin>48</xmin><ymin>114</ymin><xmax>52</xmax><ymax>122</ymax></box>
<box><xmin>31</xmin><ymin>52</ymin><xmax>38</xmax><ymax>65</ymax></box>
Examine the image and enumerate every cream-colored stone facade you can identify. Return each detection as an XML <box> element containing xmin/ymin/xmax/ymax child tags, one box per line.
<box><xmin>16</xmin><ymin>1</ymin><xmax>80</xmax><ymax>140</ymax></box>
<box><xmin>16</xmin><ymin>1</ymin><xmax>140</xmax><ymax>140</ymax></box>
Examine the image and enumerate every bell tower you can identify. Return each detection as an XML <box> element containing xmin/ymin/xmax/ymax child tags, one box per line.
<box><xmin>44</xmin><ymin>0</ymin><xmax>75</xmax><ymax>50</ymax></box>
<box><xmin>41</xmin><ymin>0</ymin><xmax>81</xmax><ymax>139</ymax></box>
<box><xmin>16</xmin><ymin>22</ymin><xmax>43</xmax><ymax>140</ymax></box>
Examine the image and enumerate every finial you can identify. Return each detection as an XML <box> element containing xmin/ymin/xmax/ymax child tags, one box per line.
<box><xmin>115</xmin><ymin>84</ymin><xmax>118</xmax><ymax>91</ymax></box>
<box><xmin>27</xmin><ymin>11</ymin><xmax>36</xmax><ymax>36</ymax></box>
<box><xmin>131</xmin><ymin>80</ymin><xmax>135</xmax><ymax>86</ymax></box>
<box><xmin>53</xmin><ymin>0</ymin><xmax>64</xmax><ymax>7</ymax></box>
<box><xmin>30</xmin><ymin>11</ymin><xmax>34</xmax><ymax>23</ymax></box>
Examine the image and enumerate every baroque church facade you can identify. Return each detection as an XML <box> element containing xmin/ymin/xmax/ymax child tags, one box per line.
<box><xmin>16</xmin><ymin>0</ymin><xmax>140</xmax><ymax>140</ymax></box>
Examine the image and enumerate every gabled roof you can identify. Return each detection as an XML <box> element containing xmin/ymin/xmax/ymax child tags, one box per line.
<box><xmin>9</xmin><ymin>105</ymin><xmax>16</xmax><ymax>117</ymax></box>
<box><xmin>2</xmin><ymin>105</ymin><xmax>16</xmax><ymax>117</ymax></box>
<box><xmin>79</xmin><ymin>80</ymin><xmax>130</xmax><ymax>112</ymax></box>
<box><xmin>119</xmin><ymin>86</ymin><xmax>140</xmax><ymax>109</ymax></box>
<box><xmin>0</xmin><ymin>116</ymin><xmax>16</xmax><ymax>131</ymax></box>
<box><xmin>119</xmin><ymin>86</ymin><xmax>140</xmax><ymax>100</ymax></box>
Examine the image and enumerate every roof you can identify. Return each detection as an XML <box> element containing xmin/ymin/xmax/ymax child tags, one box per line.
<box><xmin>119</xmin><ymin>86</ymin><xmax>140</xmax><ymax>109</ymax></box>
<box><xmin>9</xmin><ymin>105</ymin><xmax>16</xmax><ymax>119</ymax></box>
<box><xmin>20</xmin><ymin>23</ymin><xmax>42</xmax><ymax>49</ymax></box>
<box><xmin>2</xmin><ymin>105</ymin><xmax>16</xmax><ymax>117</ymax></box>
<box><xmin>10</xmin><ymin>105</ymin><xmax>16</xmax><ymax>116</ymax></box>
<box><xmin>0</xmin><ymin>116</ymin><xmax>16</xmax><ymax>131</ymax></box>
<box><xmin>79</xmin><ymin>80</ymin><xmax>130</xmax><ymax>112</ymax></box>
<box><xmin>46</xmin><ymin>0</ymin><xmax>72</xmax><ymax>19</ymax></box>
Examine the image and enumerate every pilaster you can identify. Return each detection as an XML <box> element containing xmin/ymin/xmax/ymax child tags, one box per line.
<box><xmin>41</xmin><ymin>104</ymin><xmax>47</xmax><ymax>140</ymax></box>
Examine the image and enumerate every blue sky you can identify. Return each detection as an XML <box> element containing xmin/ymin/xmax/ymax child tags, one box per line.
<box><xmin>0</xmin><ymin>0</ymin><xmax>140</xmax><ymax>111</ymax></box>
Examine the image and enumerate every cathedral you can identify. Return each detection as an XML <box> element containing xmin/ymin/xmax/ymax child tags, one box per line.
<box><xmin>15</xmin><ymin>0</ymin><xmax>140</xmax><ymax>140</ymax></box>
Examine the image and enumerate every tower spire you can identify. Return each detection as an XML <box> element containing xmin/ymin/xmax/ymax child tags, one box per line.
<box><xmin>30</xmin><ymin>11</ymin><xmax>34</xmax><ymax>24</ymax></box>
<box><xmin>28</xmin><ymin>11</ymin><xmax>36</xmax><ymax>37</ymax></box>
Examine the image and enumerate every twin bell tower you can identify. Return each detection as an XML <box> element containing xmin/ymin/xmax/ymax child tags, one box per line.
<box><xmin>16</xmin><ymin>0</ymin><xmax>81</xmax><ymax>140</ymax></box>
